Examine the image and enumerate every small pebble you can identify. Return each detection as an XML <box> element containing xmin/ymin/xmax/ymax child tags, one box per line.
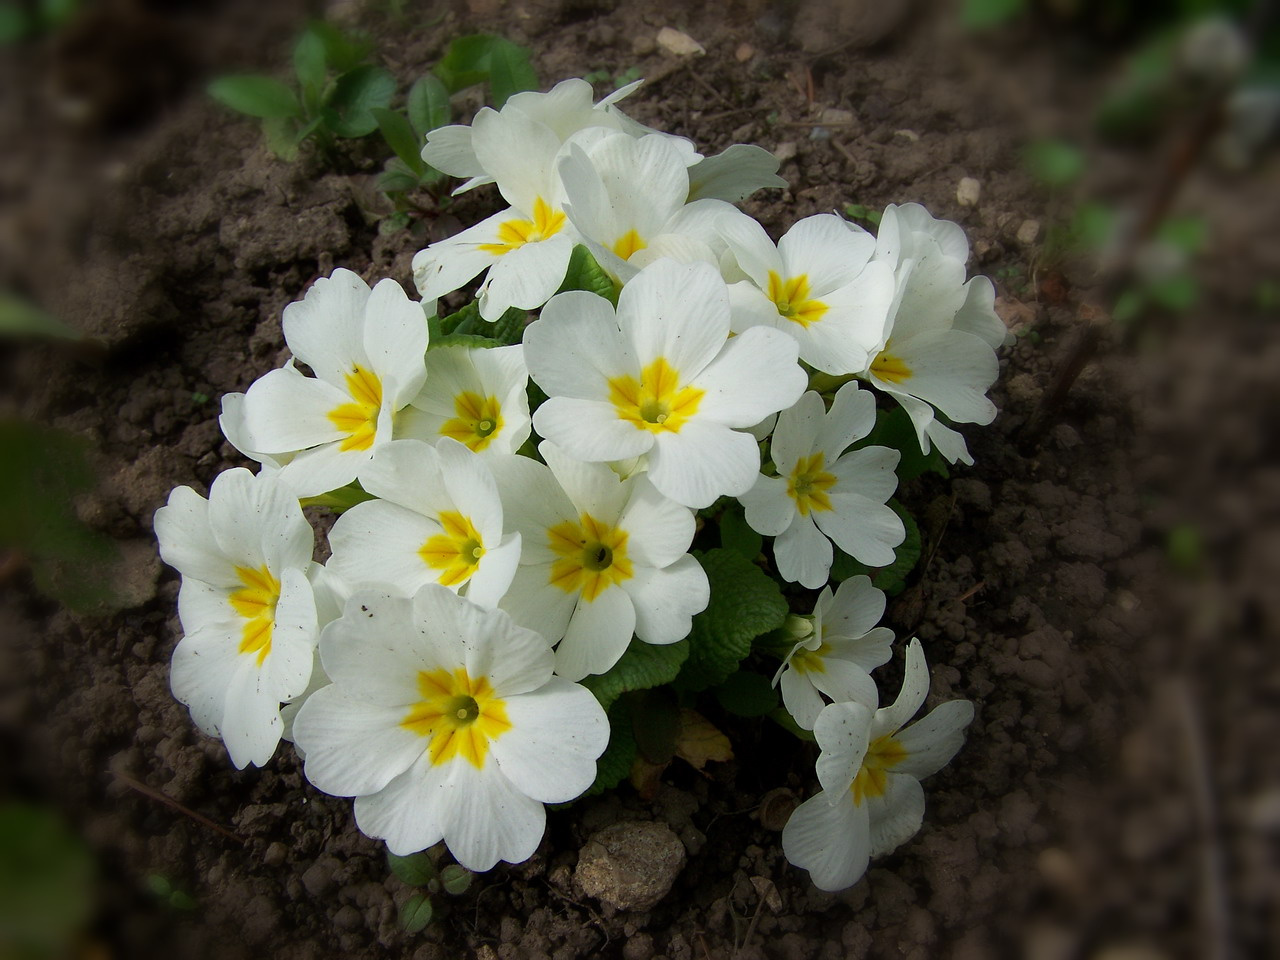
<box><xmin>1017</xmin><ymin>219</ymin><xmax>1042</xmax><ymax>244</ymax></box>
<box><xmin>657</xmin><ymin>27</ymin><xmax>705</xmax><ymax>57</ymax></box>
<box><xmin>957</xmin><ymin>176</ymin><xmax>981</xmax><ymax>207</ymax></box>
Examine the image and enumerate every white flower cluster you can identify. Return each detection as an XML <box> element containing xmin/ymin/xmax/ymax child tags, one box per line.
<box><xmin>155</xmin><ymin>78</ymin><xmax>995</xmax><ymax>888</ymax></box>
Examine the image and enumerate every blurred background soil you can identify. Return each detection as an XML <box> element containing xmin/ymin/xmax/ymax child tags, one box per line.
<box><xmin>1</xmin><ymin>0</ymin><xmax>1276</xmax><ymax>958</ymax></box>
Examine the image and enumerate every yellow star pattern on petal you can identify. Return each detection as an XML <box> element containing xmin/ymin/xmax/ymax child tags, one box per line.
<box><xmin>851</xmin><ymin>734</ymin><xmax>908</xmax><ymax>805</ymax></box>
<box><xmin>439</xmin><ymin>391</ymin><xmax>504</xmax><ymax>452</ymax></box>
<box><xmin>767</xmin><ymin>271</ymin><xmax>828</xmax><ymax>328</ymax></box>
<box><xmin>400</xmin><ymin>667</ymin><xmax>511</xmax><ymax>768</ymax></box>
<box><xmin>787</xmin><ymin>452</ymin><xmax>837</xmax><ymax>516</ymax></box>
<box><xmin>607</xmin><ymin>357</ymin><xmax>704</xmax><ymax>435</ymax></box>
<box><xmin>419</xmin><ymin>511</ymin><xmax>486</xmax><ymax>587</ymax></box>
<box><xmin>478</xmin><ymin>197</ymin><xmax>567</xmax><ymax>255</ymax></box>
<box><xmin>327</xmin><ymin>365</ymin><xmax>383</xmax><ymax>452</ymax></box>
<box><xmin>546</xmin><ymin>512</ymin><xmax>634</xmax><ymax>602</ymax></box>
<box><xmin>229</xmin><ymin>564</ymin><xmax>281</xmax><ymax>665</ymax></box>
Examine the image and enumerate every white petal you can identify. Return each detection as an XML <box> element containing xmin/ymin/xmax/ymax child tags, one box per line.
<box><xmin>617</xmin><ymin>259</ymin><xmax>729</xmax><ymax>378</ymax></box>
<box><xmin>686</xmin><ymin>143</ymin><xmax>786</xmax><ymax>202</ymax></box>
<box><xmin>362</xmin><ymin>278</ymin><xmax>429</xmax><ymax>407</ymax></box>
<box><xmin>450</xmin><ymin>597</ymin><xmax>555</xmax><ymax>698</ymax></box>
<box><xmin>411</xmin><ymin>215</ymin><xmax>506</xmax><ymax>301</ymax></box>
<box><xmin>207</xmin><ymin>468</ymin><xmax>311</xmax><ymax>573</ymax></box>
<box><xmin>241</xmin><ymin>366</ymin><xmax>349</xmax><ymax>453</ymax></box>
<box><xmin>266</xmin><ymin>566</ymin><xmax>319</xmax><ymax>702</ymax></box>
<box><xmin>499</xmin><ymin>565</ymin><xmax>578</xmax><ymax>646</ymax></box>
<box><xmin>773</xmin><ymin>513</ymin><xmax>833</xmax><ymax>589</ymax></box>
<box><xmin>770</xmin><ymin>390</ymin><xmax>825</xmax><ymax>475</ymax></box>
<box><xmin>524</xmin><ymin>291</ymin><xmax>634</xmax><ymax>400</ymax></box>
<box><xmin>533</xmin><ymin>398</ymin><xmax>656</xmax><ymax>463</ymax></box>
<box><xmin>176</xmin><ymin>578</ymin><xmax>238</xmax><ymax>636</ymax></box>
<box><xmin>888</xmin><ymin>329</ymin><xmax>998</xmax><ymax>425</ymax></box>
<box><xmin>813</xmin><ymin>495</ymin><xmax>904</xmax><ymax>569</ymax></box>
<box><xmin>866</xmin><ymin>773</ymin><xmax>926</xmax><ymax>858</ymax></box>
<box><xmin>155</xmin><ymin>485</ymin><xmax>234</xmax><ymax>586</ymax></box>
<box><xmin>691</xmin><ymin>326</ymin><xmax>806</xmax><ymax>428</ymax></box>
<box><xmin>479</xmin><ymin>233</ymin><xmax>575</xmax><ymax>319</ymax></box>
<box><xmin>717</xmin><ymin>210</ymin><xmax>782</xmax><ymax>287</ymax></box>
<box><xmin>293</xmin><ymin>685</ymin><xmax>426</xmax><ymax>796</ymax></box>
<box><xmin>490</xmin><ymin>677</ymin><xmax>609</xmax><ymax>803</ymax></box>
<box><xmin>422</xmin><ymin>124</ymin><xmax>483</xmax><ymax>178</ymax></box>
<box><xmin>281</xmin><ymin>268</ymin><xmax>371</xmax><ymax>388</ymax></box>
<box><xmin>780</xmin><ymin>667</ymin><xmax>826</xmax><ymax>730</ymax></box>
<box><xmin>472</xmin><ymin>107</ymin><xmax>564</xmax><ymax>213</ymax></box>
<box><xmin>813</xmin><ymin>700</ymin><xmax>874</xmax><ymax>795</ymax></box>
<box><xmin>616</xmin><ymin>476</ymin><xmax>696</xmax><ymax>568</ymax></box>
<box><xmin>354</xmin><ymin>752</ymin><xmax>449</xmax><ymax>854</ymax></box>
<box><xmin>824</xmin><ymin>575</ymin><xmax>887</xmax><ymax>641</ymax></box>
<box><xmin>875</xmin><ymin>639</ymin><xmax>930</xmax><ymax>737</ymax></box>
<box><xmin>541</xmin><ymin>441</ymin><xmax>629</xmax><ymax>522</ymax></box>
<box><xmin>893</xmin><ymin>700</ymin><xmax>975</xmax><ymax>780</ymax></box>
<box><xmin>488</xmin><ymin>455</ymin><xmax>577</xmax><ymax>566</ymax></box>
<box><xmin>327</xmin><ymin>500</ymin><xmax>442</xmax><ymax>596</ymax></box>
<box><xmin>739</xmin><ymin>474</ymin><xmax>795</xmax><ymax>538</ymax></box>
<box><xmin>808</xmin><ymin>659</ymin><xmax>878</xmax><ymax>712</ymax></box>
<box><xmin>555</xmin><ymin>586</ymin><xmax>636</xmax><ymax>681</ymax></box>
<box><xmin>318</xmin><ymin>590</ymin><xmax>432</xmax><ymax>704</ymax></box>
<box><xmin>439</xmin><ymin>761</ymin><xmax>546</xmax><ymax>872</ymax></box>
<box><xmin>464</xmin><ymin>533</ymin><xmax>522</xmax><ymax>610</ymax></box>
<box><xmin>646</xmin><ymin>421</ymin><xmax>759</xmax><ymax>509</ymax></box>
<box><xmin>274</xmin><ymin>440</ymin><xmax>368</xmax><ymax>499</ymax></box>
<box><xmin>829</xmin><ymin>444</ymin><xmax>902</xmax><ymax>504</ymax></box>
<box><xmin>816</xmin><ymin>381</ymin><xmax>876</xmax><ymax>462</ymax></box>
<box><xmin>170</xmin><ymin>626</ymin><xmax>241</xmax><ymax>736</ymax></box>
<box><xmin>782</xmin><ymin>788</ymin><xmax>871</xmax><ymax>892</ymax></box>
<box><xmin>778</xmin><ymin>215</ymin><xmax>876</xmax><ymax>293</ymax></box>
<box><xmin>221</xmin><ymin>656</ymin><xmax>283</xmax><ymax>769</ymax></box>
<box><xmin>887</xmin><ymin>248</ymin><xmax>967</xmax><ymax>344</ymax></box>
<box><xmin>621</xmin><ymin>556</ymin><xmax>709</xmax><ymax>645</ymax></box>
<box><xmin>954</xmin><ymin>275</ymin><xmax>1009</xmax><ymax>349</ymax></box>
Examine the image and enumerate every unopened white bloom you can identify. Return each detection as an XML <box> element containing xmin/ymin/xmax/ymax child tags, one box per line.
<box><xmin>293</xmin><ymin>585</ymin><xmax>608</xmax><ymax>871</ymax></box>
<box><xmin>721</xmin><ymin>214</ymin><xmax>895</xmax><ymax>375</ymax></box>
<box><xmin>327</xmin><ymin>438</ymin><xmax>521</xmax><ymax>609</ymax></box>
<box><xmin>154</xmin><ymin>468</ymin><xmax>318</xmax><ymax>768</ymax></box>
<box><xmin>559</xmin><ymin>132</ymin><xmax>753</xmax><ymax>284</ymax></box>
<box><xmin>525</xmin><ymin>258</ymin><xmax>807</xmax><ymax>509</ymax></box>
<box><xmin>864</xmin><ymin>203</ymin><xmax>1005</xmax><ymax>465</ymax></box>
<box><xmin>400</xmin><ymin>344</ymin><xmax>531</xmax><ymax>456</ymax></box>
<box><xmin>239</xmin><ymin>269</ymin><xmax>430</xmax><ymax>498</ymax></box>
<box><xmin>740</xmin><ymin>383</ymin><xmax>904</xmax><ymax>588</ymax></box>
<box><xmin>490</xmin><ymin>441</ymin><xmax>709</xmax><ymax>681</ymax></box>
<box><xmin>775</xmin><ymin>576</ymin><xmax>894</xmax><ymax>729</ymax></box>
<box><xmin>782</xmin><ymin>638</ymin><xmax>974</xmax><ymax>891</ymax></box>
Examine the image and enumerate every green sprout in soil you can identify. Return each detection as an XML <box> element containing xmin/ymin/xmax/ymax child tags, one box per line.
<box><xmin>388</xmin><ymin>852</ymin><xmax>473</xmax><ymax>934</ymax></box>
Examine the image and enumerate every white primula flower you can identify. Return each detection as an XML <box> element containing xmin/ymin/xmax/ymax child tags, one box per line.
<box><xmin>774</xmin><ymin>575</ymin><xmax>894</xmax><ymax>729</ymax></box>
<box><xmin>153</xmin><ymin>468</ymin><xmax>318</xmax><ymax>769</ymax></box>
<box><xmin>399</xmin><ymin>344</ymin><xmax>531</xmax><ymax>456</ymax></box>
<box><xmin>489</xmin><ymin>441</ymin><xmax>710</xmax><ymax>682</ymax></box>
<box><xmin>327</xmin><ymin>438</ymin><xmax>521</xmax><ymax>609</ymax></box>
<box><xmin>239</xmin><ymin>269</ymin><xmax>429</xmax><ymax>498</ymax></box>
<box><xmin>862</xmin><ymin>203</ymin><xmax>1005</xmax><ymax>466</ymax></box>
<box><xmin>218</xmin><ymin>391</ymin><xmax>292</xmax><ymax>476</ymax></box>
<box><xmin>740</xmin><ymin>383</ymin><xmax>904</xmax><ymax>588</ymax></box>
<box><xmin>525</xmin><ymin>258</ymin><xmax>807</xmax><ymax>509</ymax></box>
<box><xmin>782</xmin><ymin>638</ymin><xmax>975</xmax><ymax>892</ymax></box>
<box><xmin>292</xmin><ymin>585</ymin><xmax>609</xmax><ymax>872</ymax></box>
<box><xmin>424</xmin><ymin>77</ymin><xmax>782</xmax><ymax>203</ymax></box>
<box><xmin>721</xmin><ymin>214</ymin><xmax>896</xmax><ymax>375</ymax></box>
<box><xmin>558</xmin><ymin>132</ymin><xmax>754</xmax><ymax>284</ymax></box>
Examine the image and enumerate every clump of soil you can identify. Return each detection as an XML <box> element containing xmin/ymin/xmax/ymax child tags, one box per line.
<box><xmin>1</xmin><ymin>1</ymin><xmax>1274</xmax><ymax>959</ymax></box>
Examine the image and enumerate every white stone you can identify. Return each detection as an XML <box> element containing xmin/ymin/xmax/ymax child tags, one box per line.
<box><xmin>657</xmin><ymin>27</ymin><xmax>705</xmax><ymax>57</ymax></box>
<box><xmin>957</xmin><ymin>177</ymin><xmax>981</xmax><ymax>207</ymax></box>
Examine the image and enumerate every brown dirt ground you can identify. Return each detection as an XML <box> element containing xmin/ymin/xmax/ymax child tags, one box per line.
<box><xmin>1</xmin><ymin>1</ymin><xmax>1276</xmax><ymax>958</ymax></box>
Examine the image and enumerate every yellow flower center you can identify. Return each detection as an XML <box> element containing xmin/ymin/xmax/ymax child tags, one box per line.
<box><xmin>608</xmin><ymin>357</ymin><xmax>704</xmax><ymax>434</ymax></box>
<box><xmin>418</xmin><ymin>511</ymin><xmax>486</xmax><ymax>587</ymax></box>
<box><xmin>790</xmin><ymin>641</ymin><xmax>831</xmax><ymax>675</ymax></box>
<box><xmin>229</xmin><ymin>565</ymin><xmax>281</xmax><ymax>665</ymax></box>
<box><xmin>869</xmin><ymin>347</ymin><xmax>912</xmax><ymax>384</ymax></box>
<box><xmin>400</xmin><ymin>667</ymin><xmax>511</xmax><ymax>768</ymax></box>
<box><xmin>327</xmin><ymin>365</ymin><xmax>383</xmax><ymax>452</ymax></box>
<box><xmin>611</xmin><ymin>229</ymin><xmax>647</xmax><ymax>261</ymax></box>
<box><xmin>478</xmin><ymin>197</ymin><xmax>567</xmax><ymax>254</ymax></box>
<box><xmin>547</xmin><ymin>512</ymin><xmax>634</xmax><ymax>602</ymax></box>
<box><xmin>787</xmin><ymin>452</ymin><xmax>837</xmax><ymax>516</ymax></box>
<box><xmin>767</xmin><ymin>271</ymin><xmax>828</xmax><ymax>328</ymax></box>
<box><xmin>851</xmin><ymin>734</ymin><xmax>908</xmax><ymax>805</ymax></box>
<box><xmin>439</xmin><ymin>391</ymin><xmax>504</xmax><ymax>452</ymax></box>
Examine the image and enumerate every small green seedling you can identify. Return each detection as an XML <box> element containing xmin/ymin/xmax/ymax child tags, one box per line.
<box><xmin>387</xmin><ymin>851</ymin><xmax>473</xmax><ymax>934</ymax></box>
<box><xmin>844</xmin><ymin>203</ymin><xmax>883</xmax><ymax>228</ymax></box>
<box><xmin>145</xmin><ymin>873</ymin><xmax>197</xmax><ymax>911</ymax></box>
<box><xmin>208</xmin><ymin>21</ymin><xmax>395</xmax><ymax>161</ymax></box>
<box><xmin>0</xmin><ymin>0</ymin><xmax>82</xmax><ymax>45</ymax></box>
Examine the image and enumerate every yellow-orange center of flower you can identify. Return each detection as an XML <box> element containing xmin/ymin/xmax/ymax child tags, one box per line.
<box><xmin>400</xmin><ymin>667</ymin><xmax>511</xmax><ymax>768</ymax></box>
<box><xmin>767</xmin><ymin>271</ymin><xmax>828</xmax><ymax>328</ymax></box>
<box><xmin>439</xmin><ymin>391</ymin><xmax>504</xmax><ymax>452</ymax></box>
<box><xmin>418</xmin><ymin>511</ymin><xmax>485</xmax><ymax>587</ymax></box>
<box><xmin>478</xmin><ymin>197</ymin><xmax>567</xmax><ymax>254</ymax></box>
<box><xmin>607</xmin><ymin>357</ymin><xmax>704</xmax><ymax>434</ymax></box>
<box><xmin>787</xmin><ymin>452</ymin><xmax>837</xmax><ymax>516</ymax></box>
<box><xmin>327</xmin><ymin>365</ymin><xmax>383</xmax><ymax>452</ymax></box>
<box><xmin>229</xmin><ymin>565</ymin><xmax>281</xmax><ymax>665</ymax></box>
<box><xmin>547</xmin><ymin>512</ymin><xmax>634</xmax><ymax>602</ymax></box>
<box><xmin>851</xmin><ymin>734</ymin><xmax>908</xmax><ymax>805</ymax></box>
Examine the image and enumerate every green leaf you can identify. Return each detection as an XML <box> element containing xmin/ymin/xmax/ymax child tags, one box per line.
<box><xmin>486</xmin><ymin>37</ymin><xmax>538</xmax><ymax>109</ymax></box>
<box><xmin>292</xmin><ymin>29</ymin><xmax>327</xmax><ymax>104</ymax></box>
<box><xmin>436</xmin><ymin>300</ymin><xmax>526</xmax><ymax>345</ymax></box>
<box><xmin>1022</xmin><ymin>138</ymin><xmax>1085</xmax><ymax>188</ymax></box>
<box><xmin>718</xmin><ymin>506</ymin><xmax>762</xmax><ymax>559</ymax></box>
<box><xmin>439</xmin><ymin>864</ymin><xmax>472</xmax><ymax>895</ymax></box>
<box><xmin>399</xmin><ymin>892</ymin><xmax>435</xmax><ymax>933</ymax></box>
<box><xmin>1149</xmin><ymin>273</ymin><xmax>1198</xmax><ymax>311</ymax></box>
<box><xmin>1156</xmin><ymin>215</ymin><xmax>1207</xmax><ymax>256</ymax></box>
<box><xmin>208</xmin><ymin>75</ymin><xmax>301</xmax><ymax>120</ymax></box>
<box><xmin>378</xmin><ymin>160</ymin><xmax>423</xmax><ymax>195</ymax></box>
<box><xmin>854</xmin><ymin>404</ymin><xmax>947</xmax><ymax>483</ymax></box>
<box><xmin>843</xmin><ymin>203</ymin><xmax>882</xmax><ymax>227</ymax></box>
<box><xmin>387</xmin><ymin>851</ymin><xmax>437</xmax><ymax>887</ymax></box>
<box><xmin>434</xmin><ymin>34</ymin><xmax>499</xmax><ymax>92</ymax></box>
<box><xmin>713</xmin><ymin>670</ymin><xmax>778</xmax><ymax>717</ymax></box>
<box><xmin>0</xmin><ymin>293</ymin><xmax>79</xmax><ymax>340</ymax></box>
<box><xmin>585</xmin><ymin>698</ymin><xmax>637</xmax><ymax>796</ymax></box>
<box><xmin>581</xmin><ymin>639</ymin><xmax>689</xmax><ymax>712</ymax></box>
<box><xmin>326</xmin><ymin>65</ymin><xmax>396</xmax><ymax>138</ymax></box>
<box><xmin>675</xmin><ymin>549</ymin><xmax>788</xmax><ymax>692</ymax></box>
<box><xmin>961</xmin><ymin>0</ymin><xmax>1025</xmax><ymax>29</ymax></box>
<box><xmin>828</xmin><ymin>500</ymin><xmax>922</xmax><ymax>595</ymax></box>
<box><xmin>430</xmin><ymin>332</ymin><xmax>502</xmax><ymax>351</ymax></box>
<box><xmin>1112</xmin><ymin>287</ymin><xmax>1146</xmax><ymax>324</ymax></box>
<box><xmin>0</xmin><ymin>4</ymin><xmax>30</xmax><ymax>44</ymax></box>
<box><xmin>261</xmin><ymin>117</ymin><xmax>302</xmax><ymax>161</ymax></box>
<box><xmin>556</xmin><ymin>245</ymin><xmax>618</xmax><ymax>303</ymax></box>
<box><xmin>1069</xmin><ymin>201</ymin><xmax>1115</xmax><ymax>253</ymax></box>
<box><xmin>298</xmin><ymin>481</ymin><xmax>376</xmax><ymax>512</ymax></box>
<box><xmin>408</xmin><ymin>73</ymin><xmax>452</xmax><ymax>135</ymax></box>
<box><xmin>307</xmin><ymin>21</ymin><xmax>370</xmax><ymax>75</ymax></box>
<box><xmin>374</xmin><ymin>107</ymin><xmax>429</xmax><ymax>177</ymax></box>
<box><xmin>0</xmin><ymin>803</ymin><xmax>94</xmax><ymax>955</ymax></box>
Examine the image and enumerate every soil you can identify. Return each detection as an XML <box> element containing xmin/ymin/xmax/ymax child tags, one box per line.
<box><xmin>2</xmin><ymin>1</ymin><xmax>1276</xmax><ymax>959</ymax></box>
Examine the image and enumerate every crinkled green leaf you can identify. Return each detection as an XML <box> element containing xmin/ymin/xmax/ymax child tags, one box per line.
<box><xmin>433</xmin><ymin>34</ymin><xmax>537</xmax><ymax>105</ymax></box>
<box><xmin>581</xmin><ymin>639</ymin><xmax>689</xmax><ymax>712</ymax></box>
<box><xmin>387</xmin><ymin>851</ymin><xmax>436</xmax><ymax>887</ymax></box>
<box><xmin>557</xmin><ymin>244</ymin><xmax>618</xmax><ymax>304</ymax></box>
<box><xmin>714</xmin><ymin>670</ymin><xmax>779</xmax><ymax>717</ymax></box>
<box><xmin>675</xmin><ymin>549</ymin><xmax>788</xmax><ymax>692</ymax></box>
<box><xmin>326</xmin><ymin>65</ymin><xmax>396</xmax><ymax>138</ymax></box>
<box><xmin>208</xmin><ymin>75</ymin><xmax>301</xmax><ymax>120</ymax></box>
<box><xmin>437</xmin><ymin>301</ymin><xmax>526</xmax><ymax>345</ymax></box>
<box><xmin>408</xmin><ymin>73</ymin><xmax>451</xmax><ymax>136</ymax></box>
<box><xmin>399</xmin><ymin>892</ymin><xmax>434</xmax><ymax>933</ymax></box>
<box><xmin>827</xmin><ymin>500</ymin><xmax>921</xmax><ymax>596</ymax></box>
